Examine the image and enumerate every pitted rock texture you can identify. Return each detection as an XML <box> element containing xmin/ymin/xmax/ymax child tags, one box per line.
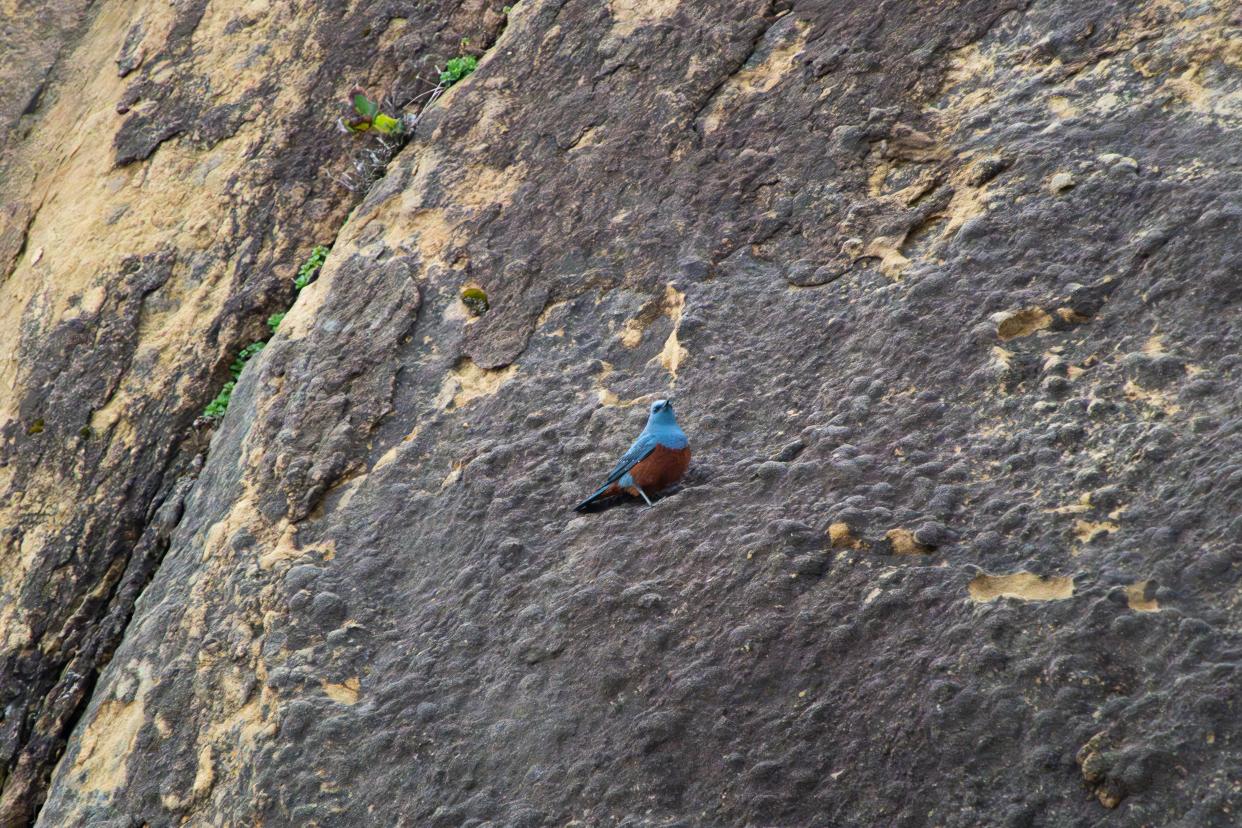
<box><xmin>0</xmin><ymin>0</ymin><xmax>504</xmax><ymax>823</ymax></box>
<box><xmin>7</xmin><ymin>0</ymin><xmax>1242</xmax><ymax>826</ymax></box>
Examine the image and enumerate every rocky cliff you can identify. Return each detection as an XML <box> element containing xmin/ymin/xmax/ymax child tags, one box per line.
<box><xmin>2</xmin><ymin>0</ymin><xmax>1241</xmax><ymax>825</ymax></box>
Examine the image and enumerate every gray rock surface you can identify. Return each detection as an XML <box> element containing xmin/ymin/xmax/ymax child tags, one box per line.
<box><xmin>6</xmin><ymin>0</ymin><xmax>1242</xmax><ymax>825</ymax></box>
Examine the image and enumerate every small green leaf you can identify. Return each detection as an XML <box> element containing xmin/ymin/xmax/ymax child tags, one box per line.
<box><xmin>295</xmin><ymin>245</ymin><xmax>330</xmax><ymax>290</ymax></box>
<box><xmin>440</xmin><ymin>55</ymin><xmax>478</xmax><ymax>87</ymax></box>
<box><xmin>229</xmin><ymin>341</ymin><xmax>265</xmax><ymax>379</ymax></box>
<box><xmin>352</xmin><ymin>88</ymin><xmax>379</xmax><ymax>119</ymax></box>
<box><xmin>372</xmin><ymin>112</ymin><xmax>403</xmax><ymax>135</ymax></box>
<box><xmin>203</xmin><ymin>381</ymin><xmax>236</xmax><ymax>419</ymax></box>
<box><xmin>267</xmin><ymin>312</ymin><xmax>286</xmax><ymax>333</ymax></box>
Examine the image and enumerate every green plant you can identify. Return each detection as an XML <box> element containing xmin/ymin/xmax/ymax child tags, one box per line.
<box><xmin>201</xmin><ymin>243</ymin><xmax>331</xmax><ymax>422</ymax></box>
<box><xmin>202</xmin><ymin>341</ymin><xmax>265</xmax><ymax>419</ymax></box>
<box><xmin>341</xmin><ymin>88</ymin><xmax>403</xmax><ymax>136</ymax></box>
<box><xmin>202</xmin><ymin>381</ymin><xmax>235</xmax><ymax>419</ymax></box>
<box><xmin>294</xmin><ymin>245</ymin><xmax>330</xmax><ymax>290</ymax></box>
<box><xmin>231</xmin><ymin>342</ymin><xmax>265</xmax><ymax>376</ymax></box>
<box><xmin>503</xmin><ymin>5</ymin><xmax>512</xmax><ymax>14</ymax></box>
<box><xmin>440</xmin><ymin>55</ymin><xmax>478</xmax><ymax>87</ymax></box>
<box><xmin>461</xmin><ymin>286</ymin><xmax>489</xmax><ymax>315</ymax></box>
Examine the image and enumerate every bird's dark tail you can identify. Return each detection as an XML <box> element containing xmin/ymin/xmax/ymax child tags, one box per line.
<box><xmin>574</xmin><ymin>483</ymin><xmax>612</xmax><ymax>512</ymax></box>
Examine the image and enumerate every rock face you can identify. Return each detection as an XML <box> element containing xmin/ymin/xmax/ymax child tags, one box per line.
<box><xmin>3</xmin><ymin>0</ymin><xmax>1241</xmax><ymax>825</ymax></box>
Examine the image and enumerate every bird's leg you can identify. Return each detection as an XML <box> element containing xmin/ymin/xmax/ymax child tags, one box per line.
<box><xmin>634</xmin><ymin>484</ymin><xmax>654</xmax><ymax>506</ymax></box>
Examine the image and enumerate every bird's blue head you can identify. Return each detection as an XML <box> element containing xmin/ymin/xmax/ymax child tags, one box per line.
<box><xmin>647</xmin><ymin>398</ymin><xmax>679</xmax><ymax>429</ymax></box>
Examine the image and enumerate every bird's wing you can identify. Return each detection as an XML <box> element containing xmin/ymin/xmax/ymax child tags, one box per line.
<box><xmin>601</xmin><ymin>432</ymin><xmax>658</xmax><ymax>486</ymax></box>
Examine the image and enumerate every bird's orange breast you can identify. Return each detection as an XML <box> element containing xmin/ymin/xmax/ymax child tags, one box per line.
<box><xmin>627</xmin><ymin>444</ymin><xmax>691</xmax><ymax>494</ymax></box>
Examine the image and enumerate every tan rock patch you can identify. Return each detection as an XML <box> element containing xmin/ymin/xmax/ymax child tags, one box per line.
<box><xmin>1073</xmin><ymin>519</ymin><xmax>1119</xmax><ymax>543</ymax></box>
<box><xmin>828</xmin><ymin>522</ymin><xmax>864</xmax><ymax>549</ymax></box>
<box><xmin>995</xmin><ymin>307</ymin><xmax>1052</xmax><ymax>340</ymax></box>
<box><xmin>968</xmin><ymin>571</ymin><xmax>1074</xmax><ymax>603</ymax></box>
<box><xmin>322</xmin><ymin>677</ymin><xmax>361</xmax><ymax>705</ymax></box>
<box><xmin>658</xmin><ymin>283</ymin><xmax>688</xmax><ymax>380</ymax></box>
<box><xmin>609</xmin><ymin>0</ymin><xmax>680</xmax><ymax>37</ymax></box>
<box><xmin>702</xmin><ymin>20</ymin><xmax>810</xmax><ymax>133</ymax></box>
<box><xmin>1126</xmin><ymin>580</ymin><xmax>1160</xmax><ymax>612</ymax></box>
<box><xmin>69</xmin><ymin>662</ymin><xmax>153</xmax><ymax>795</ymax></box>
<box><xmin>435</xmin><ymin>358</ymin><xmax>517</xmax><ymax>410</ymax></box>
<box><xmin>885</xmin><ymin>528</ymin><xmax>930</xmax><ymax>555</ymax></box>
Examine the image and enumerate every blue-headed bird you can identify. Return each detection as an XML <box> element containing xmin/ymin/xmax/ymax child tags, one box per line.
<box><xmin>575</xmin><ymin>399</ymin><xmax>691</xmax><ymax>511</ymax></box>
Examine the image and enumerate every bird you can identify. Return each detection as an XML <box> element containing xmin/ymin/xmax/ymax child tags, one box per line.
<box><xmin>575</xmin><ymin>399</ymin><xmax>691</xmax><ymax>511</ymax></box>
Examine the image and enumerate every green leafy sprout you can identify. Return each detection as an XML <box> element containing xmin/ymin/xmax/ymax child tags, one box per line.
<box><xmin>202</xmin><ymin>244</ymin><xmax>330</xmax><ymax>421</ymax></box>
<box><xmin>440</xmin><ymin>55</ymin><xmax>478</xmax><ymax>87</ymax></box>
<box><xmin>202</xmin><ymin>381</ymin><xmax>235</xmax><ymax>419</ymax></box>
<box><xmin>203</xmin><ymin>341</ymin><xmax>265</xmax><ymax>419</ymax></box>
<box><xmin>294</xmin><ymin>245</ymin><xmax>330</xmax><ymax>290</ymax></box>
<box><xmin>231</xmin><ymin>342</ymin><xmax>265</xmax><ymax>375</ymax></box>
<box><xmin>341</xmin><ymin>88</ymin><xmax>404</xmax><ymax>136</ymax></box>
